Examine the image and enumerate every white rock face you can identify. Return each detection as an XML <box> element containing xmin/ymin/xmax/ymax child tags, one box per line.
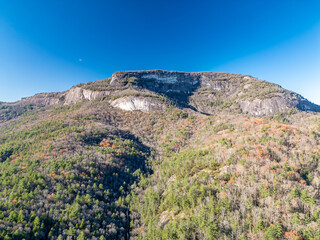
<box><xmin>244</xmin><ymin>84</ymin><xmax>252</xmax><ymax>89</ymax></box>
<box><xmin>141</xmin><ymin>74</ymin><xmax>178</xmax><ymax>83</ymax></box>
<box><xmin>82</xmin><ymin>89</ymin><xmax>106</xmax><ymax>101</ymax></box>
<box><xmin>64</xmin><ymin>87</ymin><xmax>108</xmax><ymax>105</ymax></box>
<box><xmin>110</xmin><ymin>97</ymin><xmax>166</xmax><ymax>112</ymax></box>
<box><xmin>110</xmin><ymin>76</ymin><xmax>119</xmax><ymax>85</ymax></box>
<box><xmin>238</xmin><ymin>98</ymin><xmax>288</xmax><ymax>116</ymax></box>
<box><xmin>64</xmin><ymin>87</ymin><xmax>84</xmax><ymax>104</ymax></box>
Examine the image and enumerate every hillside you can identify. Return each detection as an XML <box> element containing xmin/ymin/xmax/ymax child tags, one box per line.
<box><xmin>0</xmin><ymin>71</ymin><xmax>320</xmax><ymax>239</ymax></box>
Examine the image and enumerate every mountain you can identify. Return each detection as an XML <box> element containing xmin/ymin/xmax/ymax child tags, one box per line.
<box><xmin>2</xmin><ymin>70</ymin><xmax>319</xmax><ymax>121</ymax></box>
<box><xmin>0</xmin><ymin>71</ymin><xmax>320</xmax><ymax>240</ymax></box>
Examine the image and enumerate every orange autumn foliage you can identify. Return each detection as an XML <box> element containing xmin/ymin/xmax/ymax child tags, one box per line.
<box><xmin>229</xmin><ymin>177</ymin><xmax>235</xmax><ymax>184</ymax></box>
<box><xmin>220</xmin><ymin>191</ymin><xmax>228</xmax><ymax>198</ymax></box>
<box><xmin>284</xmin><ymin>230</ymin><xmax>303</xmax><ymax>240</ymax></box>
<box><xmin>270</xmin><ymin>170</ymin><xmax>276</xmax><ymax>174</ymax></box>
<box><xmin>100</xmin><ymin>138</ymin><xmax>111</xmax><ymax>147</ymax></box>
<box><xmin>47</xmin><ymin>193</ymin><xmax>55</xmax><ymax>201</ymax></box>
<box><xmin>51</xmin><ymin>173</ymin><xmax>59</xmax><ymax>179</ymax></box>
<box><xmin>61</xmin><ymin>170</ymin><xmax>69</xmax><ymax>177</ymax></box>
<box><xmin>300</xmin><ymin>180</ymin><xmax>307</xmax><ymax>186</ymax></box>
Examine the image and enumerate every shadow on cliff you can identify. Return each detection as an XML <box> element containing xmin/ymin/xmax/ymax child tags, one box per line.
<box><xmin>134</xmin><ymin>74</ymin><xmax>210</xmax><ymax>114</ymax></box>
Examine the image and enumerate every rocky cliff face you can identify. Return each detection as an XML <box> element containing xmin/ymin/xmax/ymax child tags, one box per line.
<box><xmin>2</xmin><ymin>70</ymin><xmax>319</xmax><ymax>117</ymax></box>
<box><xmin>63</xmin><ymin>87</ymin><xmax>110</xmax><ymax>105</ymax></box>
<box><xmin>107</xmin><ymin>70</ymin><xmax>320</xmax><ymax>116</ymax></box>
<box><xmin>109</xmin><ymin>96</ymin><xmax>167</xmax><ymax>112</ymax></box>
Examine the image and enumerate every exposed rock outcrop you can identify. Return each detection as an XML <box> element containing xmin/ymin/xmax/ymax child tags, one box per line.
<box><xmin>17</xmin><ymin>93</ymin><xmax>61</xmax><ymax>107</ymax></box>
<box><xmin>3</xmin><ymin>70</ymin><xmax>320</xmax><ymax>116</ymax></box>
<box><xmin>109</xmin><ymin>70</ymin><xmax>320</xmax><ymax>115</ymax></box>
<box><xmin>109</xmin><ymin>96</ymin><xmax>167</xmax><ymax>112</ymax></box>
<box><xmin>63</xmin><ymin>87</ymin><xmax>110</xmax><ymax>105</ymax></box>
<box><xmin>237</xmin><ymin>98</ymin><xmax>290</xmax><ymax>116</ymax></box>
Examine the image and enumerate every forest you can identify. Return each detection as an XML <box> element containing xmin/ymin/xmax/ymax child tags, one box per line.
<box><xmin>0</xmin><ymin>96</ymin><xmax>320</xmax><ymax>239</ymax></box>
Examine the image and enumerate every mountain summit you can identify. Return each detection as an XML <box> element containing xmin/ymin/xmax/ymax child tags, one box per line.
<box><xmin>1</xmin><ymin>70</ymin><xmax>319</xmax><ymax>121</ymax></box>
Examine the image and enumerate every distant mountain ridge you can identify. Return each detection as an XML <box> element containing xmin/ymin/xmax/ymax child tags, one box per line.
<box><xmin>1</xmin><ymin>70</ymin><xmax>320</xmax><ymax>120</ymax></box>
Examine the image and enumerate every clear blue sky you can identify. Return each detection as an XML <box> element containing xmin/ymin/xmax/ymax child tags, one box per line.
<box><xmin>0</xmin><ymin>0</ymin><xmax>319</xmax><ymax>103</ymax></box>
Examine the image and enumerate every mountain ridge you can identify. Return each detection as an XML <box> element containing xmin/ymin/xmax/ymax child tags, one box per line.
<box><xmin>1</xmin><ymin>70</ymin><xmax>320</xmax><ymax>120</ymax></box>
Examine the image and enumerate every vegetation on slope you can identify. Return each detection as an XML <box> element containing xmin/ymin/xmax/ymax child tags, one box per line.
<box><xmin>130</xmin><ymin>112</ymin><xmax>320</xmax><ymax>240</ymax></box>
<box><xmin>0</xmin><ymin>105</ymin><xmax>151</xmax><ymax>239</ymax></box>
<box><xmin>0</xmin><ymin>95</ymin><xmax>320</xmax><ymax>239</ymax></box>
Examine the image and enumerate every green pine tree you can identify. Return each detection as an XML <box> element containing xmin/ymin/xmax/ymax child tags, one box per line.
<box><xmin>17</xmin><ymin>210</ymin><xmax>24</xmax><ymax>223</ymax></box>
<box><xmin>77</xmin><ymin>231</ymin><xmax>85</xmax><ymax>240</ymax></box>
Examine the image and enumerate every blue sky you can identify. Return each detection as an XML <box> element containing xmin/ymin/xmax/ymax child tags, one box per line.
<box><xmin>0</xmin><ymin>0</ymin><xmax>319</xmax><ymax>103</ymax></box>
